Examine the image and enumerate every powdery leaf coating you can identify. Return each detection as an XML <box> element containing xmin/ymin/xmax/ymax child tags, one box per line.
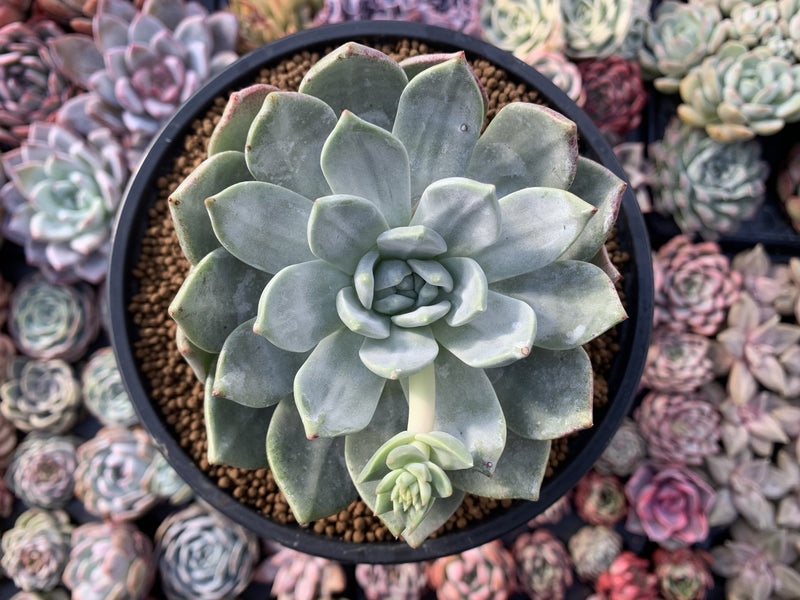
<box><xmin>6</xmin><ymin>434</ymin><xmax>78</xmax><ymax>509</ymax></box>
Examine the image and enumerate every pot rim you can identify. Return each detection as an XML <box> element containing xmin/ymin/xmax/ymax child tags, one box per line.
<box><xmin>108</xmin><ymin>20</ymin><xmax>653</xmax><ymax>563</ymax></box>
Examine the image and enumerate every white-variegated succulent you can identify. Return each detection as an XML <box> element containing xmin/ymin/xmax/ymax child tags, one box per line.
<box><xmin>168</xmin><ymin>42</ymin><xmax>627</xmax><ymax>546</ymax></box>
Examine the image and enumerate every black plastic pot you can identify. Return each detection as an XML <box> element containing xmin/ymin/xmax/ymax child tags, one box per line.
<box><xmin>108</xmin><ymin>21</ymin><xmax>654</xmax><ymax>563</ymax></box>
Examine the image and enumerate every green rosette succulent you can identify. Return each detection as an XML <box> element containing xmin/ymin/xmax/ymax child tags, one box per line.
<box><xmin>169</xmin><ymin>42</ymin><xmax>627</xmax><ymax>545</ymax></box>
<box><xmin>560</xmin><ymin>0</ymin><xmax>635</xmax><ymax>59</ymax></box>
<box><xmin>479</xmin><ymin>0</ymin><xmax>565</xmax><ymax>57</ymax></box>
<box><xmin>638</xmin><ymin>1</ymin><xmax>730</xmax><ymax>95</ymax></box>
<box><xmin>678</xmin><ymin>41</ymin><xmax>800</xmax><ymax>142</ymax></box>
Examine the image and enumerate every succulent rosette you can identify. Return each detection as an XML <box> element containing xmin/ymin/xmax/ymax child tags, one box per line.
<box><xmin>653</xmin><ymin>234</ymin><xmax>742</xmax><ymax>337</ymax></box>
<box><xmin>678</xmin><ymin>41</ymin><xmax>800</xmax><ymax>142</ymax></box>
<box><xmin>593</xmin><ymin>551</ymin><xmax>659</xmax><ymax>600</ymax></box>
<box><xmin>0</xmin><ymin>0</ymin><xmax>31</xmax><ymax>27</ymax></box>
<box><xmin>5</xmin><ymin>434</ymin><xmax>78</xmax><ymax>509</ymax></box>
<box><xmin>640</xmin><ymin>328</ymin><xmax>715</xmax><ymax>394</ymax></box>
<box><xmin>568</xmin><ymin>525</ymin><xmax>622</xmax><ymax>582</ymax></box>
<box><xmin>594</xmin><ymin>417</ymin><xmax>646</xmax><ymax>477</ymax></box>
<box><xmin>155</xmin><ymin>503</ymin><xmax>259</xmax><ymax>600</ymax></box>
<box><xmin>50</xmin><ymin>0</ymin><xmax>238</xmax><ymax>160</ymax></box>
<box><xmin>168</xmin><ymin>42</ymin><xmax>627</xmax><ymax>543</ymax></box>
<box><xmin>63</xmin><ymin>521</ymin><xmax>155</xmax><ymax>600</ymax></box>
<box><xmin>0</xmin><ymin>508</ymin><xmax>73</xmax><ymax>593</ymax></box>
<box><xmin>560</xmin><ymin>0</ymin><xmax>635</xmax><ymax>59</ymax></box>
<box><xmin>0</xmin><ymin>19</ymin><xmax>78</xmax><ymax>149</ymax></box>
<box><xmin>354</xmin><ymin>562</ymin><xmax>427</xmax><ymax>600</ymax></box>
<box><xmin>6</xmin><ymin>273</ymin><xmax>99</xmax><ymax>359</ymax></box>
<box><xmin>426</xmin><ymin>540</ymin><xmax>517</xmax><ymax>600</ymax></box>
<box><xmin>73</xmin><ymin>425</ymin><xmax>161</xmax><ymax>521</ymax></box>
<box><xmin>625</xmin><ymin>462</ymin><xmax>716</xmax><ymax>550</ymax></box>
<box><xmin>511</xmin><ymin>529</ymin><xmax>573</xmax><ymax>600</ymax></box>
<box><xmin>521</xmin><ymin>49</ymin><xmax>585</xmax><ymax>107</ymax></box>
<box><xmin>257</xmin><ymin>541</ymin><xmax>348</xmax><ymax>600</ymax></box>
<box><xmin>0</xmin><ymin>409</ymin><xmax>19</xmax><ymax>469</ymax></box>
<box><xmin>653</xmin><ymin>547</ymin><xmax>713</xmax><ymax>600</ymax></box>
<box><xmin>729</xmin><ymin>1</ymin><xmax>788</xmax><ymax>55</ymax></box>
<box><xmin>81</xmin><ymin>346</ymin><xmax>138</xmax><ymax>426</ymax></box>
<box><xmin>573</xmin><ymin>469</ymin><xmax>627</xmax><ymax>526</ymax></box>
<box><xmin>0</xmin><ymin>356</ymin><xmax>81</xmax><ymax>434</ymax></box>
<box><xmin>480</xmin><ymin>0</ymin><xmax>565</xmax><ymax>57</ymax></box>
<box><xmin>638</xmin><ymin>1</ymin><xmax>729</xmax><ymax>95</ymax></box>
<box><xmin>650</xmin><ymin>117</ymin><xmax>768</xmax><ymax>238</ymax></box>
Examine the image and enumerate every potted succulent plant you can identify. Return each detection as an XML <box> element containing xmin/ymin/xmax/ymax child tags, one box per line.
<box><xmin>109</xmin><ymin>21</ymin><xmax>653</xmax><ymax>562</ymax></box>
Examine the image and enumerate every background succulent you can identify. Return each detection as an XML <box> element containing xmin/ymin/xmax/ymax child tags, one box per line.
<box><xmin>314</xmin><ymin>0</ymin><xmax>482</xmax><ymax>35</ymax></box>
<box><xmin>0</xmin><ymin>508</ymin><xmax>73</xmax><ymax>592</ymax></box>
<box><xmin>778</xmin><ymin>142</ymin><xmax>800</xmax><ymax>232</ymax></box>
<box><xmin>62</xmin><ymin>520</ymin><xmax>155</xmax><ymax>600</ymax></box>
<box><xmin>510</xmin><ymin>529</ymin><xmax>572</xmax><ymax>600</ymax></box>
<box><xmin>593</xmin><ymin>417</ymin><xmax>647</xmax><ymax>477</ymax></box>
<box><xmin>480</xmin><ymin>0</ymin><xmax>564</xmax><ymax>57</ymax></box>
<box><xmin>0</xmin><ymin>356</ymin><xmax>81</xmax><ymax>434</ymax></box>
<box><xmin>638</xmin><ymin>0</ymin><xmax>729</xmax><ymax>94</ymax></box>
<box><xmin>81</xmin><ymin>346</ymin><xmax>137</xmax><ymax>426</ymax></box>
<box><xmin>73</xmin><ymin>425</ymin><xmax>160</xmax><ymax>521</ymax></box>
<box><xmin>50</xmin><ymin>0</ymin><xmax>239</xmax><ymax>161</ymax></box>
<box><xmin>613</xmin><ymin>141</ymin><xmax>654</xmax><ymax>214</ymax></box>
<box><xmin>717</xmin><ymin>390</ymin><xmax>800</xmax><ymax>457</ymax></box>
<box><xmin>9</xmin><ymin>590</ymin><xmax>70</xmax><ymax>600</ymax></box>
<box><xmin>169</xmin><ymin>42</ymin><xmax>626</xmax><ymax>543</ymax></box>
<box><xmin>5</xmin><ymin>434</ymin><xmax>78</xmax><ymax>509</ymax></box>
<box><xmin>425</xmin><ymin>540</ymin><xmax>517</xmax><ymax>600</ymax></box>
<box><xmin>650</xmin><ymin>117</ymin><xmax>768</xmax><ymax>238</ymax></box>
<box><xmin>561</xmin><ymin>0</ymin><xmax>635</xmax><ymax>58</ymax></box>
<box><xmin>257</xmin><ymin>541</ymin><xmax>348</xmax><ymax>600</ymax></box>
<box><xmin>149</xmin><ymin>451</ymin><xmax>193</xmax><ymax>505</ymax></box>
<box><xmin>155</xmin><ymin>502</ymin><xmax>259</xmax><ymax>600</ymax></box>
<box><xmin>229</xmin><ymin>0</ymin><xmax>320</xmax><ymax>50</ymax></box>
<box><xmin>520</xmin><ymin>49</ymin><xmax>585</xmax><ymax>106</ymax></box>
<box><xmin>0</xmin><ymin>0</ymin><xmax>31</xmax><ymax>27</ymax></box>
<box><xmin>354</xmin><ymin>562</ymin><xmax>427</xmax><ymax>600</ymax></box>
<box><xmin>652</xmin><ymin>547</ymin><xmax>713</xmax><ymax>600</ymax></box>
<box><xmin>678</xmin><ymin>41</ymin><xmax>800</xmax><ymax>142</ymax></box>
<box><xmin>0</xmin><ymin>408</ymin><xmax>19</xmax><ymax>469</ymax></box>
<box><xmin>640</xmin><ymin>328</ymin><xmax>715</xmax><ymax>394</ymax></box>
<box><xmin>593</xmin><ymin>551</ymin><xmax>659</xmax><ymax>600</ymax></box>
<box><xmin>567</xmin><ymin>525</ymin><xmax>623</xmax><ymax>583</ymax></box>
<box><xmin>0</xmin><ymin>19</ymin><xmax>78</xmax><ymax>149</ymax></box>
<box><xmin>573</xmin><ymin>469</ymin><xmax>628</xmax><ymax>526</ymax></box>
<box><xmin>729</xmin><ymin>1</ymin><xmax>788</xmax><ymax>55</ymax></box>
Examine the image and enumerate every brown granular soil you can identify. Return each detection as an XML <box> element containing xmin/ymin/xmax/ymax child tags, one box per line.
<box><xmin>129</xmin><ymin>38</ymin><xmax>625</xmax><ymax>544</ymax></box>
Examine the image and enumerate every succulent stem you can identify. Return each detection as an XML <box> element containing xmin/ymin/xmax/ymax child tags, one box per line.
<box><xmin>406</xmin><ymin>363</ymin><xmax>436</xmax><ymax>433</ymax></box>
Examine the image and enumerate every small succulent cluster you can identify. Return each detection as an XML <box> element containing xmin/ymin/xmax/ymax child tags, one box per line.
<box><xmin>426</xmin><ymin>540</ymin><xmax>517</xmax><ymax>600</ymax></box>
<box><xmin>511</xmin><ymin>529</ymin><xmax>573</xmax><ymax>600</ymax></box>
<box><xmin>80</xmin><ymin>346</ymin><xmax>137</xmax><ymax>426</ymax></box>
<box><xmin>354</xmin><ymin>562</ymin><xmax>427</xmax><ymax>600</ymax></box>
<box><xmin>256</xmin><ymin>540</ymin><xmax>349</xmax><ymax>600</ymax></box>
<box><xmin>229</xmin><ymin>0</ymin><xmax>321</xmax><ymax>50</ymax></box>
<box><xmin>5</xmin><ymin>434</ymin><xmax>78</xmax><ymax>509</ymax></box>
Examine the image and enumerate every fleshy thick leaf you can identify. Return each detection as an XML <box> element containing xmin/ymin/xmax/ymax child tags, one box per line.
<box><xmin>492</xmin><ymin>260</ymin><xmax>627</xmax><ymax>349</ymax></box>
<box><xmin>169</xmin><ymin>248</ymin><xmax>271</xmax><ymax>353</ymax></box>
<box><xmin>255</xmin><ymin>260</ymin><xmax>350</xmax><ymax>353</ymax></box>
<box><xmin>267</xmin><ymin>397</ymin><xmax>357</xmax><ymax>523</ymax></box>
<box><xmin>206</xmin><ymin>181</ymin><xmax>314</xmax><ymax>274</ymax></box>
<box><xmin>471</xmin><ymin>187</ymin><xmax>595</xmax><ymax>283</ymax></box>
<box><xmin>50</xmin><ymin>34</ymin><xmax>105</xmax><ymax>88</ymax></box>
<box><xmin>298</xmin><ymin>42</ymin><xmax>408</xmax><ymax>131</ymax></box>
<box><xmin>169</xmin><ymin>151</ymin><xmax>253</xmax><ymax>265</ymax></box>
<box><xmin>376</xmin><ymin>226</ymin><xmax>447</xmax><ymax>259</ymax></box>
<box><xmin>432</xmin><ymin>291</ymin><xmax>535</xmax><ymax>368</ymax></box>
<box><xmin>294</xmin><ymin>328</ymin><xmax>386</xmax><ymax>438</ymax></box>
<box><xmin>207</xmin><ymin>84</ymin><xmax>278</xmax><ymax>155</ymax></box>
<box><xmin>214</xmin><ymin>318</ymin><xmax>308</xmax><ymax>408</ymax></box>
<box><xmin>449</xmin><ymin>431</ymin><xmax>550</xmax><ymax>500</ymax></box>
<box><xmin>487</xmin><ymin>346</ymin><xmax>593</xmax><ymax>439</ymax></box>
<box><xmin>308</xmin><ymin>195</ymin><xmax>389</xmax><ymax>274</ymax></box>
<box><xmin>245</xmin><ymin>91</ymin><xmax>336</xmax><ymax>199</ymax></box>
<box><xmin>320</xmin><ymin>111</ymin><xmax>411</xmax><ymax>227</ymax></box>
<box><xmin>560</xmin><ymin>156</ymin><xmax>627</xmax><ymax>262</ymax></box>
<box><xmin>409</xmin><ymin>177</ymin><xmax>500</xmax><ymax>257</ymax></box>
<box><xmin>359</xmin><ymin>325</ymin><xmax>439</xmax><ymax>379</ymax></box>
<box><xmin>466</xmin><ymin>103</ymin><xmax>578</xmax><ymax>197</ymax></box>
<box><xmin>438</xmin><ymin>257</ymin><xmax>488</xmax><ymax>326</ymax></box>
<box><xmin>205</xmin><ymin>372</ymin><xmax>271</xmax><ymax>469</ymax></box>
<box><xmin>392</xmin><ymin>54</ymin><xmax>485</xmax><ymax>201</ymax></box>
<box><xmin>337</xmin><ymin>286</ymin><xmax>391</xmax><ymax>339</ymax></box>
<box><xmin>176</xmin><ymin>325</ymin><xmax>217</xmax><ymax>382</ymax></box>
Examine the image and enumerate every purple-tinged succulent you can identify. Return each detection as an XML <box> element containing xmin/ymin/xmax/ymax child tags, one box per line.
<box><xmin>5</xmin><ymin>434</ymin><xmax>78</xmax><ymax>509</ymax></box>
<box><xmin>0</xmin><ymin>508</ymin><xmax>73</xmax><ymax>592</ymax></box>
<box><xmin>568</xmin><ymin>525</ymin><xmax>622</xmax><ymax>583</ymax></box>
<box><xmin>715</xmin><ymin>290</ymin><xmax>800</xmax><ymax>401</ymax></box>
<box><xmin>73</xmin><ymin>425</ymin><xmax>160</xmax><ymax>521</ymax></box>
<box><xmin>5</xmin><ymin>272</ymin><xmax>99</xmax><ymax>357</ymax></box>
<box><xmin>711</xmin><ymin>523</ymin><xmax>800</xmax><ymax>600</ymax></box>
<box><xmin>625</xmin><ymin>462</ymin><xmax>715</xmax><ymax>550</ymax></box>
<box><xmin>613</xmin><ymin>142</ymin><xmax>653</xmax><ymax>214</ymax></box>
<box><xmin>576</xmin><ymin>56</ymin><xmax>646</xmax><ymax>143</ymax></box>
<box><xmin>426</xmin><ymin>540</ymin><xmax>517</xmax><ymax>600</ymax></box>
<box><xmin>1</xmin><ymin>102</ymin><xmax>130</xmax><ymax>284</ymax></box>
<box><xmin>773</xmin><ymin>257</ymin><xmax>800</xmax><ymax>322</ymax></box>
<box><xmin>704</xmin><ymin>449</ymin><xmax>797</xmax><ymax>530</ymax></box>
<box><xmin>593</xmin><ymin>552</ymin><xmax>659</xmax><ymax>600</ymax></box>
<box><xmin>81</xmin><ymin>346</ymin><xmax>137</xmax><ymax>426</ymax></box>
<box><xmin>521</xmin><ymin>49</ymin><xmax>585</xmax><ymax>107</ymax></box>
<box><xmin>594</xmin><ymin>417</ymin><xmax>647</xmax><ymax>478</ymax></box>
<box><xmin>635</xmin><ymin>389</ymin><xmax>721</xmax><ymax>465</ymax></box>
<box><xmin>354</xmin><ymin>562</ymin><xmax>427</xmax><ymax>600</ymax></box>
<box><xmin>573</xmin><ymin>469</ymin><xmax>627</xmax><ymax>526</ymax></box>
<box><xmin>653</xmin><ymin>234</ymin><xmax>742</xmax><ymax>337</ymax></box>
<box><xmin>0</xmin><ymin>356</ymin><xmax>81</xmax><ymax>434</ymax></box>
<box><xmin>63</xmin><ymin>520</ymin><xmax>155</xmax><ymax>600</ymax></box>
<box><xmin>640</xmin><ymin>328</ymin><xmax>715</xmax><ymax>394</ymax></box>
<box><xmin>479</xmin><ymin>0</ymin><xmax>564</xmax><ymax>58</ymax></box>
<box><xmin>527</xmin><ymin>490</ymin><xmax>572</xmax><ymax>526</ymax></box>
<box><xmin>730</xmin><ymin>244</ymin><xmax>784</xmax><ymax>317</ymax></box>
<box><xmin>717</xmin><ymin>390</ymin><xmax>800</xmax><ymax>457</ymax></box>
<box><xmin>778</xmin><ymin>143</ymin><xmax>800</xmax><ymax>233</ymax></box>
<box><xmin>0</xmin><ymin>476</ymin><xmax>13</xmax><ymax>517</ymax></box>
<box><xmin>33</xmin><ymin>0</ymin><xmax>104</xmax><ymax>35</ymax></box>
<box><xmin>0</xmin><ymin>272</ymin><xmax>12</xmax><ymax>327</ymax></box>
<box><xmin>50</xmin><ymin>0</ymin><xmax>238</xmax><ymax>160</ymax></box>
<box><xmin>511</xmin><ymin>529</ymin><xmax>572</xmax><ymax>600</ymax></box>
<box><xmin>0</xmin><ymin>407</ymin><xmax>18</xmax><ymax>469</ymax></box>
<box><xmin>0</xmin><ymin>19</ymin><xmax>78</xmax><ymax>149</ymax></box>
<box><xmin>0</xmin><ymin>0</ymin><xmax>31</xmax><ymax>27</ymax></box>
<box><xmin>0</xmin><ymin>332</ymin><xmax>16</xmax><ymax>382</ymax></box>
<box><xmin>256</xmin><ymin>541</ymin><xmax>348</xmax><ymax>600</ymax></box>
<box><xmin>652</xmin><ymin>547</ymin><xmax>713</xmax><ymax>600</ymax></box>
<box><xmin>650</xmin><ymin>117</ymin><xmax>768</xmax><ymax>239</ymax></box>
<box><xmin>155</xmin><ymin>503</ymin><xmax>259</xmax><ymax>600</ymax></box>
